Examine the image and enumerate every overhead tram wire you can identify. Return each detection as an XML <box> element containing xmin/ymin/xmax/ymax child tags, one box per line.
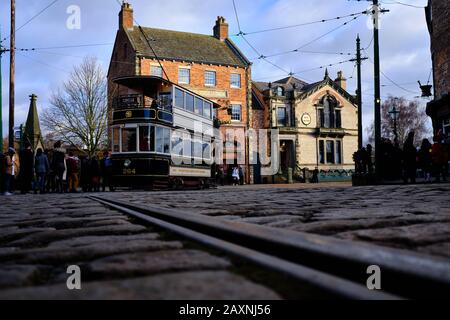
<box><xmin>246</xmin><ymin>13</ymin><xmax>363</xmax><ymax>65</ymax></box>
<box><xmin>362</xmin><ymin>49</ymin><xmax>420</xmax><ymax>95</ymax></box>
<box><xmin>232</xmin><ymin>0</ymin><xmax>291</xmax><ymax>76</ymax></box>
<box><xmin>17</xmin><ymin>43</ymin><xmax>114</xmax><ymax>51</ymax></box>
<box><xmin>380</xmin><ymin>1</ymin><xmax>426</xmax><ymax>9</ymax></box>
<box><xmin>3</xmin><ymin>0</ymin><xmax>60</xmax><ymax>42</ymax></box>
<box><xmin>231</xmin><ymin>9</ymin><xmax>369</xmax><ymax>36</ymax></box>
<box><xmin>113</xmin><ymin>0</ymin><xmax>170</xmax><ymax>82</ymax></box>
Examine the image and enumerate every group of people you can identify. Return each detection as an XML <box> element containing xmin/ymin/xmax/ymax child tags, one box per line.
<box><xmin>354</xmin><ymin>130</ymin><xmax>449</xmax><ymax>183</ymax></box>
<box><xmin>215</xmin><ymin>165</ymin><xmax>245</xmax><ymax>186</ymax></box>
<box><xmin>1</xmin><ymin>141</ymin><xmax>115</xmax><ymax>196</ymax></box>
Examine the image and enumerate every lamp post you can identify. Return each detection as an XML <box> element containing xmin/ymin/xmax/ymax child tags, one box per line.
<box><xmin>388</xmin><ymin>104</ymin><xmax>400</xmax><ymax>147</ymax></box>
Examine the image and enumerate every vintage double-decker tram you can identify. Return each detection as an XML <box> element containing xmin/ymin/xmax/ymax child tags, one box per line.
<box><xmin>110</xmin><ymin>75</ymin><xmax>217</xmax><ymax>189</ymax></box>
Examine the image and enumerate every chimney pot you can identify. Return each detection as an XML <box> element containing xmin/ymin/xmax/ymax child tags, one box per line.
<box><xmin>119</xmin><ymin>1</ymin><xmax>134</xmax><ymax>30</ymax></box>
<box><xmin>334</xmin><ymin>71</ymin><xmax>347</xmax><ymax>90</ymax></box>
<box><xmin>213</xmin><ymin>16</ymin><xmax>229</xmax><ymax>41</ymax></box>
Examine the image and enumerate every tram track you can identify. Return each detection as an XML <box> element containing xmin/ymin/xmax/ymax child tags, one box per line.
<box><xmin>89</xmin><ymin>196</ymin><xmax>450</xmax><ymax>300</ymax></box>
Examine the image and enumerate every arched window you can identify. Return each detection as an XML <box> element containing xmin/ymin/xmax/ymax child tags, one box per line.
<box><xmin>319</xmin><ymin>96</ymin><xmax>340</xmax><ymax>128</ymax></box>
<box><xmin>276</xmin><ymin>87</ymin><xmax>284</xmax><ymax>96</ymax></box>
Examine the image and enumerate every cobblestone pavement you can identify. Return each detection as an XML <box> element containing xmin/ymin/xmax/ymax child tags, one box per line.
<box><xmin>0</xmin><ymin>195</ymin><xmax>280</xmax><ymax>300</ymax></box>
<box><xmin>104</xmin><ymin>183</ymin><xmax>450</xmax><ymax>259</ymax></box>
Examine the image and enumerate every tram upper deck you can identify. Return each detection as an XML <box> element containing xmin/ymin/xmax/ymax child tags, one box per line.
<box><xmin>111</xmin><ymin>76</ymin><xmax>216</xmax><ymax>134</ymax></box>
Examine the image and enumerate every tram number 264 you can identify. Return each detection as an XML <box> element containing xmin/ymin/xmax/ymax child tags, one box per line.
<box><xmin>123</xmin><ymin>168</ymin><xmax>136</xmax><ymax>175</ymax></box>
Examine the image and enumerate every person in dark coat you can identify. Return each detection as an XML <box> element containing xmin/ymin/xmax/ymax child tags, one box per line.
<box><xmin>0</xmin><ymin>152</ymin><xmax>4</xmax><ymax>194</ymax></box>
<box><xmin>80</xmin><ymin>156</ymin><xmax>90</xmax><ymax>192</ymax></box>
<box><xmin>402</xmin><ymin>131</ymin><xmax>417</xmax><ymax>184</ymax></box>
<box><xmin>52</xmin><ymin>141</ymin><xmax>66</xmax><ymax>193</ymax></box>
<box><xmin>101</xmin><ymin>151</ymin><xmax>114</xmax><ymax>192</ymax></box>
<box><xmin>418</xmin><ymin>139</ymin><xmax>432</xmax><ymax>182</ymax></box>
<box><xmin>89</xmin><ymin>156</ymin><xmax>101</xmax><ymax>192</ymax></box>
<box><xmin>19</xmin><ymin>143</ymin><xmax>34</xmax><ymax>194</ymax></box>
<box><xmin>238</xmin><ymin>166</ymin><xmax>244</xmax><ymax>185</ymax></box>
<box><xmin>34</xmin><ymin>148</ymin><xmax>50</xmax><ymax>194</ymax></box>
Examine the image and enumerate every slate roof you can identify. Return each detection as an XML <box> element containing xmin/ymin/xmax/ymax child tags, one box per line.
<box><xmin>253</xmin><ymin>76</ymin><xmax>309</xmax><ymax>92</ymax></box>
<box><xmin>253</xmin><ymin>75</ymin><xmax>356</xmax><ymax>105</ymax></box>
<box><xmin>125</xmin><ymin>27</ymin><xmax>249</xmax><ymax>68</ymax></box>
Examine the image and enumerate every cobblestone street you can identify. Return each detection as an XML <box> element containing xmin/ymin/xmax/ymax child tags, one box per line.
<box><xmin>0</xmin><ymin>195</ymin><xmax>280</xmax><ymax>300</ymax></box>
<box><xmin>0</xmin><ymin>182</ymin><xmax>449</xmax><ymax>299</ymax></box>
<box><xmin>107</xmin><ymin>183</ymin><xmax>450</xmax><ymax>259</ymax></box>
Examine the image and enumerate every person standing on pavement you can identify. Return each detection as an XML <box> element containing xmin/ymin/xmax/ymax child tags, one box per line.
<box><xmin>238</xmin><ymin>166</ymin><xmax>244</xmax><ymax>185</ymax></box>
<box><xmin>101</xmin><ymin>151</ymin><xmax>114</xmax><ymax>192</ymax></box>
<box><xmin>52</xmin><ymin>141</ymin><xmax>66</xmax><ymax>193</ymax></box>
<box><xmin>34</xmin><ymin>148</ymin><xmax>50</xmax><ymax>194</ymax></box>
<box><xmin>431</xmin><ymin>130</ymin><xmax>448</xmax><ymax>183</ymax></box>
<box><xmin>418</xmin><ymin>139</ymin><xmax>433</xmax><ymax>182</ymax></box>
<box><xmin>231</xmin><ymin>166</ymin><xmax>240</xmax><ymax>186</ymax></box>
<box><xmin>402</xmin><ymin>131</ymin><xmax>417</xmax><ymax>184</ymax></box>
<box><xmin>89</xmin><ymin>156</ymin><xmax>101</xmax><ymax>192</ymax></box>
<box><xmin>19</xmin><ymin>143</ymin><xmax>34</xmax><ymax>194</ymax></box>
<box><xmin>66</xmin><ymin>152</ymin><xmax>80</xmax><ymax>193</ymax></box>
<box><xmin>3</xmin><ymin>148</ymin><xmax>19</xmax><ymax>195</ymax></box>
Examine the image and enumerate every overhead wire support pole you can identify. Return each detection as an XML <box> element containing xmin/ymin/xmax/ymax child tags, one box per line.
<box><xmin>9</xmin><ymin>0</ymin><xmax>15</xmax><ymax>149</ymax></box>
<box><xmin>350</xmin><ymin>35</ymin><xmax>368</xmax><ymax>150</ymax></box>
<box><xmin>0</xmin><ymin>27</ymin><xmax>5</xmax><ymax>152</ymax></box>
<box><xmin>370</xmin><ymin>0</ymin><xmax>389</xmax><ymax>180</ymax></box>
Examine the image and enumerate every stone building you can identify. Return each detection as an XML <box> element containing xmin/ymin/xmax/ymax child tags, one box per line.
<box><xmin>425</xmin><ymin>0</ymin><xmax>450</xmax><ymax>135</ymax></box>
<box><xmin>108</xmin><ymin>2</ymin><xmax>252</xmax><ymax>182</ymax></box>
<box><xmin>252</xmin><ymin>71</ymin><xmax>358</xmax><ymax>183</ymax></box>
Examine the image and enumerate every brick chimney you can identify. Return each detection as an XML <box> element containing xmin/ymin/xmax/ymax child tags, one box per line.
<box><xmin>213</xmin><ymin>16</ymin><xmax>229</xmax><ymax>41</ymax></box>
<box><xmin>334</xmin><ymin>71</ymin><xmax>347</xmax><ymax>90</ymax></box>
<box><xmin>119</xmin><ymin>1</ymin><xmax>134</xmax><ymax>30</ymax></box>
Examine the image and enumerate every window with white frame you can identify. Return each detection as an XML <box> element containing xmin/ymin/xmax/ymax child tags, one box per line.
<box><xmin>155</xmin><ymin>126</ymin><xmax>171</xmax><ymax>154</ymax></box>
<box><xmin>174</xmin><ymin>88</ymin><xmax>185</xmax><ymax>109</ymax></box>
<box><xmin>231</xmin><ymin>73</ymin><xmax>241</xmax><ymax>88</ymax></box>
<box><xmin>318</xmin><ymin>139</ymin><xmax>343</xmax><ymax>165</ymax></box>
<box><xmin>231</xmin><ymin>104</ymin><xmax>242</xmax><ymax>121</ymax></box>
<box><xmin>150</xmin><ymin>65</ymin><xmax>163</xmax><ymax>77</ymax></box>
<box><xmin>205</xmin><ymin>71</ymin><xmax>216</xmax><ymax>87</ymax></box>
<box><xmin>178</xmin><ymin>68</ymin><xmax>190</xmax><ymax>84</ymax></box>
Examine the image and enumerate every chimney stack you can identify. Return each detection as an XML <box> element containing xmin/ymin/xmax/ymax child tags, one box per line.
<box><xmin>119</xmin><ymin>1</ymin><xmax>134</xmax><ymax>30</ymax></box>
<box><xmin>335</xmin><ymin>71</ymin><xmax>347</xmax><ymax>90</ymax></box>
<box><xmin>213</xmin><ymin>16</ymin><xmax>229</xmax><ymax>41</ymax></box>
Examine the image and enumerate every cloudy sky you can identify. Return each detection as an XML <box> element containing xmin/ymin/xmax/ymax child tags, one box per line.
<box><xmin>0</xmin><ymin>0</ymin><xmax>431</xmax><ymax>141</ymax></box>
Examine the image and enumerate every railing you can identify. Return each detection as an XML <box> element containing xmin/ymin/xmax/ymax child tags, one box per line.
<box><xmin>113</xmin><ymin>94</ymin><xmax>173</xmax><ymax>113</ymax></box>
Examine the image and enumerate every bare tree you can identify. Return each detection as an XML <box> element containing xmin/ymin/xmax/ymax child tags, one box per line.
<box><xmin>42</xmin><ymin>57</ymin><xmax>108</xmax><ymax>157</ymax></box>
<box><xmin>365</xmin><ymin>96</ymin><xmax>431</xmax><ymax>147</ymax></box>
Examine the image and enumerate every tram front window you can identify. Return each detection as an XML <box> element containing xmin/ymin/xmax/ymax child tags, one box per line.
<box><xmin>139</xmin><ymin>125</ymin><xmax>154</xmax><ymax>152</ymax></box>
<box><xmin>156</xmin><ymin>127</ymin><xmax>171</xmax><ymax>154</ymax></box>
<box><xmin>159</xmin><ymin>93</ymin><xmax>172</xmax><ymax>112</ymax></box>
<box><xmin>113</xmin><ymin>127</ymin><xmax>120</xmax><ymax>153</ymax></box>
<box><xmin>122</xmin><ymin>128</ymin><xmax>137</xmax><ymax>152</ymax></box>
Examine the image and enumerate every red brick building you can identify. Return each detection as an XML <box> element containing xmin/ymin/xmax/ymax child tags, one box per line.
<box><xmin>425</xmin><ymin>0</ymin><xmax>450</xmax><ymax>135</ymax></box>
<box><xmin>108</xmin><ymin>2</ymin><xmax>252</xmax><ymax>182</ymax></box>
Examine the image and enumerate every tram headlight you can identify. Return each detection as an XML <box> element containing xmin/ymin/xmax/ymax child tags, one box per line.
<box><xmin>124</xmin><ymin>159</ymin><xmax>132</xmax><ymax>168</ymax></box>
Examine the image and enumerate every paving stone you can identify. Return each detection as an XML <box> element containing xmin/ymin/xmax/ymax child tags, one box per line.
<box><xmin>0</xmin><ymin>228</ymin><xmax>56</xmax><ymax>244</ymax></box>
<box><xmin>335</xmin><ymin>223</ymin><xmax>450</xmax><ymax>247</ymax></box>
<box><xmin>0</xmin><ymin>240</ymin><xmax>183</xmax><ymax>264</ymax></box>
<box><xmin>7</xmin><ymin>224</ymin><xmax>148</xmax><ymax>247</ymax></box>
<box><xmin>0</xmin><ymin>265</ymin><xmax>49</xmax><ymax>288</ymax></box>
<box><xmin>417</xmin><ymin>242</ymin><xmax>450</xmax><ymax>259</ymax></box>
<box><xmin>86</xmin><ymin>249</ymin><xmax>231</xmax><ymax>278</ymax></box>
<box><xmin>0</xmin><ymin>271</ymin><xmax>281</xmax><ymax>300</ymax></box>
<box><xmin>47</xmin><ymin>234</ymin><xmax>161</xmax><ymax>248</ymax></box>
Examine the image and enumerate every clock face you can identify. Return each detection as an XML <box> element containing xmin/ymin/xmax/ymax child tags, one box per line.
<box><xmin>301</xmin><ymin>113</ymin><xmax>312</xmax><ymax>126</ymax></box>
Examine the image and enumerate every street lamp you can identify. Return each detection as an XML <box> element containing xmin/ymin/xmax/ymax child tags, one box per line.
<box><xmin>388</xmin><ymin>104</ymin><xmax>400</xmax><ymax>147</ymax></box>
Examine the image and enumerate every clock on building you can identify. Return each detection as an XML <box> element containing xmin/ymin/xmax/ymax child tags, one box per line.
<box><xmin>301</xmin><ymin>113</ymin><xmax>312</xmax><ymax>126</ymax></box>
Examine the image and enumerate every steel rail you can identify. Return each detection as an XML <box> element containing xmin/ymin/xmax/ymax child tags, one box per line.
<box><xmin>90</xmin><ymin>196</ymin><xmax>396</xmax><ymax>300</ymax></box>
<box><xmin>90</xmin><ymin>196</ymin><xmax>450</xmax><ymax>299</ymax></box>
